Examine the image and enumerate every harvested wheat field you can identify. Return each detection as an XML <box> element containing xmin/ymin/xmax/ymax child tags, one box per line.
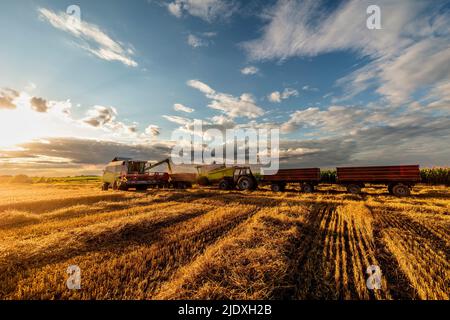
<box><xmin>0</xmin><ymin>182</ymin><xmax>448</xmax><ymax>300</ymax></box>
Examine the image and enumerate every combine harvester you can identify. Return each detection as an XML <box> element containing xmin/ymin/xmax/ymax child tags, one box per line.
<box><xmin>102</xmin><ymin>157</ymin><xmax>195</xmax><ymax>191</ymax></box>
<box><xmin>102</xmin><ymin>157</ymin><xmax>150</xmax><ymax>191</ymax></box>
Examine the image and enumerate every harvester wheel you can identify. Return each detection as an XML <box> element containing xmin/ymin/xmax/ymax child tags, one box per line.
<box><xmin>179</xmin><ymin>182</ymin><xmax>187</xmax><ymax>189</ymax></box>
<box><xmin>238</xmin><ymin>176</ymin><xmax>254</xmax><ymax>190</ymax></box>
<box><xmin>301</xmin><ymin>183</ymin><xmax>314</xmax><ymax>193</ymax></box>
<box><xmin>346</xmin><ymin>184</ymin><xmax>362</xmax><ymax>194</ymax></box>
<box><xmin>392</xmin><ymin>184</ymin><xmax>410</xmax><ymax>197</ymax></box>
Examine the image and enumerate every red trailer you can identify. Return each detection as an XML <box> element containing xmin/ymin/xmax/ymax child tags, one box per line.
<box><xmin>170</xmin><ymin>173</ymin><xmax>196</xmax><ymax>189</ymax></box>
<box><xmin>336</xmin><ymin>165</ymin><xmax>420</xmax><ymax>196</ymax></box>
<box><xmin>260</xmin><ymin>168</ymin><xmax>321</xmax><ymax>192</ymax></box>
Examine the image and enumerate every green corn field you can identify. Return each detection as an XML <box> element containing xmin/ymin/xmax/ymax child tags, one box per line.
<box><xmin>420</xmin><ymin>168</ymin><xmax>450</xmax><ymax>186</ymax></box>
<box><xmin>320</xmin><ymin>168</ymin><xmax>450</xmax><ymax>186</ymax></box>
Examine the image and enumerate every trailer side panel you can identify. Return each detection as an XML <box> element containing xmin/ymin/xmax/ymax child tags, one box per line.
<box><xmin>337</xmin><ymin>165</ymin><xmax>420</xmax><ymax>183</ymax></box>
<box><xmin>262</xmin><ymin>168</ymin><xmax>321</xmax><ymax>183</ymax></box>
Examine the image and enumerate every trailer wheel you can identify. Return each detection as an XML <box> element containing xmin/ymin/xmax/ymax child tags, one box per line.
<box><xmin>392</xmin><ymin>184</ymin><xmax>410</xmax><ymax>197</ymax></box>
<box><xmin>388</xmin><ymin>184</ymin><xmax>394</xmax><ymax>195</ymax></box>
<box><xmin>346</xmin><ymin>184</ymin><xmax>362</xmax><ymax>194</ymax></box>
<box><xmin>174</xmin><ymin>182</ymin><xmax>187</xmax><ymax>189</ymax></box>
<box><xmin>101</xmin><ymin>183</ymin><xmax>109</xmax><ymax>191</ymax></box>
<box><xmin>271</xmin><ymin>184</ymin><xmax>282</xmax><ymax>192</ymax></box>
<box><xmin>197</xmin><ymin>176</ymin><xmax>210</xmax><ymax>186</ymax></box>
<box><xmin>301</xmin><ymin>183</ymin><xmax>314</xmax><ymax>193</ymax></box>
<box><xmin>112</xmin><ymin>181</ymin><xmax>119</xmax><ymax>191</ymax></box>
<box><xmin>238</xmin><ymin>176</ymin><xmax>254</xmax><ymax>190</ymax></box>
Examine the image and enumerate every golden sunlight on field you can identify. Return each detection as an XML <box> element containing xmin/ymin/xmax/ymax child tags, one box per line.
<box><xmin>0</xmin><ymin>182</ymin><xmax>448</xmax><ymax>300</ymax></box>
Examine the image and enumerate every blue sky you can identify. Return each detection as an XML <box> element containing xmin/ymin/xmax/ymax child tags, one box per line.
<box><xmin>0</xmin><ymin>0</ymin><xmax>449</xmax><ymax>175</ymax></box>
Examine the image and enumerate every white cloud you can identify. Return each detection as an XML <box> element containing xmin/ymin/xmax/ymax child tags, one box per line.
<box><xmin>83</xmin><ymin>106</ymin><xmax>117</xmax><ymax>128</ymax></box>
<box><xmin>30</xmin><ymin>97</ymin><xmax>48</xmax><ymax>113</ymax></box>
<box><xmin>38</xmin><ymin>7</ymin><xmax>138</xmax><ymax>67</ymax></box>
<box><xmin>187</xmin><ymin>80</ymin><xmax>265</xmax><ymax>118</ymax></box>
<box><xmin>240</xmin><ymin>66</ymin><xmax>259</xmax><ymax>75</ymax></box>
<box><xmin>268</xmin><ymin>91</ymin><xmax>281</xmax><ymax>103</ymax></box>
<box><xmin>187</xmin><ymin>32</ymin><xmax>217</xmax><ymax>48</ymax></box>
<box><xmin>187</xmin><ymin>34</ymin><xmax>208</xmax><ymax>48</ymax></box>
<box><xmin>302</xmin><ymin>85</ymin><xmax>318</xmax><ymax>92</ymax></box>
<box><xmin>83</xmin><ymin>105</ymin><xmax>138</xmax><ymax>137</ymax></box>
<box><xmin>376</xmin><ymin>39</ymin><xmax>450</xmax><ymax>104</ymax></box>
<box><xmin>163</xmin><ymin>115</ymin><xmax>191</xmax><ymax>126</ymax></box>
<box><xmin>0</xmin><ymin>88</ymin><xmax>19</xmax><ymax>109</ymax></box>
<box><xmin>202</xmin><ymin>32</ymin><xmax>217</xmax><ymax>37</ymax></box>
<box><xmin>268</xmin><ymin>88</ymin><xmax>298</xmax><ymax>103</ymax></box>
<box><xmin>168</xmin><ymin>1</ymin><xmax>183</xmax><ymax>17</ymax></box>
<box><xmin>425</xmin><ymin>81</ymin><xmax>450</xmax><ymax>112</ymax></box>
<box><xmin>187</xmin><ymin>80</ymin><xmax>215</xmax><ymax>95</ymax></box>
<box><xmin>174</xmin><ymin>103</ymin><xmax>194</xmax><ymax>113</ymax></box>
<box><xmin>281</xmin><ymin>105</ymin><xmax>368</xmax><ymax>134</ymax></box>
<box><xmin>167</xmin><ymin>0</ymin><xmax>236</xmax><ymax>22</ymax></box>
<box><xmin>243</xmin><ymin>0</ymin><xmax>450</xmax><ymax>105</ymax></box>
<box><xmin>145</xmin><ymin>125</ymin><xmax>161</xmax><ymax>136</ymax></box>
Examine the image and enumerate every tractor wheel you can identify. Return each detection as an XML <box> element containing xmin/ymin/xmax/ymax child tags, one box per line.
<box><xmin>392</xmin><ymin>184</ymin><xmax>410</xmax><ymax>197</ymax></box>
<box><xmin>101</xmin><ymin>183</ymin><xmax>109</xmax><ymax>191</ymax></box>
<box><xmin>238</xmin><ymin>176</ymin><xmax>254</xmax><ymax>190</ymax></box>
<box><xmin>271</xmin><ymin>184</ymin><xmax>281</xmax><ymax>192</ymax></box>
<box><xmin>301</xmin><ymin>183</ymin><xmax>314</xmax><ymax>193</ymax></box>
<box><xmin>346</xmin><ymin>184</ymin><xmax>362</xmax><ymax>194</ymax></box>
<box><xmin>219</xmin><ymin>179</ymin><xmax>230</xmax><ymax>190</ymax></box>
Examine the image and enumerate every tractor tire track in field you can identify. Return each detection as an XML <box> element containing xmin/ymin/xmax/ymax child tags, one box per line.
<box><xmin>155</xmin><ymin>201</ymin><xmax>304</xmax><ymax>300</ymax></box>
<box><xmin>0</xmin><ymin>203</ymin><xmax>212</xmax><ymax>298</ymax></box>
<box><xmin>372</xmin><ymin>209</ymin><xmax>450</xmax><ymax>300</ymax></box>
<box><xmin>286</xmin><ymin>203</ymin><xmax>391</xmax><ymax>300</ymax></box>
<box><xmin>3</xmin><ymin>196</ymin><xmax>269</xmax><ymax>299</ymax></box>
<box><xmin>0</xmin><ymin>193</ymin><xmax>131</xmax><ymax>214</ymax></box>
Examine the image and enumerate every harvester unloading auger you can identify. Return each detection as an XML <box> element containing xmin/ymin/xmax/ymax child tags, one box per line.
<box><xmin>146</xmin><ymin>158</ymin><xmax>196</xmax><ymax>189</ymax></box>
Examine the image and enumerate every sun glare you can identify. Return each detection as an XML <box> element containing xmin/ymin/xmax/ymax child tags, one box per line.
<box><xmin>0</xmin><ymin>95</ymin><xmax>87</xmax><ymax>149</ymax></box>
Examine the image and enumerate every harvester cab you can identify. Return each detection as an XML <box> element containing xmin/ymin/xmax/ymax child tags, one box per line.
<box><xmin>102</xmin><ymin>157</ymin><xmax>152</xmax><ymax>191</ymax></box>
